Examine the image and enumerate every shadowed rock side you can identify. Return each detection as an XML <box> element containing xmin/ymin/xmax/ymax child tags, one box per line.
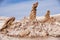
<box><xmin>0</xmin><ymin>17</ymin><xmax>15</xmax><ymax>30</ymax></box>
<box><xmin>45</xmin><ymin>10</ymin><xmax>50</xmax><ymax>20</ymax></box>
<box><xmin>29</xmin><ymin>2</ymin><xmax>38</xmax><ymax>21</ymax></box>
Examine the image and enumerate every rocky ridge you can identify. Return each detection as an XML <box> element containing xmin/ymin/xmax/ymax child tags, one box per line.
<box><xmin>0</xmin><ymin>2</ymin><xmax>60</xmax><ymax>38</ymax></box>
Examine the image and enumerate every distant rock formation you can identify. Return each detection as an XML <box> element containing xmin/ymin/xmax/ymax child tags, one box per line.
<box><xmin>45</xmin><ymin>10</ymin><xmax>50</xmax><ymax>20</ymax></box>
<box><xmin>45</xmin><ymin>10</ymin><xmax>56</xmax><ymax>23</ymax></box>
<box><xmin>29</xmin><ymin>2</ymin><xmax>38</xmax><ymax>21</ymax></box>
<box><xmin>41</xmin><ymin>10</ymin><xmax>56</xmax><ymax>23</ymax></box>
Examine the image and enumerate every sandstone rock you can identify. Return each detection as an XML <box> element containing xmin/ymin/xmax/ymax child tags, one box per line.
<box><xmin>39</xmin><ymin>30</ymin><xmax>47</xmax><ymax>37</ymax></box>
<box><xmin>19</xmin><ymin>29</ymin><xmax>30</xmax><ymax>37</ymax></box>
<box><xmin>6</xmin><ymin>17</ymin><xmax>15</xmax><ymax>27</ymax></box>
<box><xmin>29</xmin><ymin>2</ymin><xmax>38</xmax><ymax>21</ymax></box>
<box><xmin>0</xmin><ymin>17</ymin><xmax>15</xmax><ymax>30</ymax></box>
<box><xmin>28</xmin><ymin>29</ymin><xmax>37</xmax><ymax>37</ymax></box>
<box><xmin>45</xmin><ymin>10</ymin><xmax>50</xmax><ymax>19</ymax></box>
<box><xmin>48</xmin><ymin>23</ymin><xmax>60</xmax><ymax>37</ymax></box>
<box><xmin>9</xmin><ymin>21</ymin><xmax>21</xmax><ymax>29</ymax></box>
<box><xmin>40</xmin><ymin>10</ymin><xmax>56</xmax><ymax>24</ymax></box>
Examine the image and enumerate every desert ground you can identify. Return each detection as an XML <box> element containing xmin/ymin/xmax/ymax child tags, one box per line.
<box><xmin>0</xmin><ymin>14</ymin><xmax>60</xmax><ymax>40</ymax></box>
<box><xmin>0</xmin><ymin>33</ymin><xmax>60</xmax><ymax>40</ymax></box>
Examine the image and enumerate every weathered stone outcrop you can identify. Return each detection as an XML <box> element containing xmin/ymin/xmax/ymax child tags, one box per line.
<box><xmin>0</xmin><ymin>17</ymin><xmax>15</xmax><ymax>30</ymax></box>
<box><xmin>41</xmin><ymin>10</ymin><xmax>56</xmax><ymax>24</ymax></box>
<box><xmin>0</xmin><ymin>2</ymin><xmax>60</xmax><ymax>38</ymax></box>
<box><xmin>29</xmin><ymin>2</ymin><xmax>38</xmax><ymax>21</ymax></box>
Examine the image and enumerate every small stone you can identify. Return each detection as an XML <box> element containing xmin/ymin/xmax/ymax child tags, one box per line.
<box><xmin>19</xmin><ymin>29</ymin><xmax>30</xmax><ymax>37</ymax></box>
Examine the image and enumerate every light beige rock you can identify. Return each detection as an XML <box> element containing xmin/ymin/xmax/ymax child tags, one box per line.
<box><xmin>41</xmin><ymin>10</ymin><xmax>56</xmax><ymax>24</ymax></box>
<box><xmin>0</xmin><ymin>17</ymin><xmax>15</xmax><ymax>30</ymax></box>
<box><xmin>48</xmin><ymin>23</ymin><xmax>60</xmax><ymax>37</ymax></box>
<box><xmin>40</xmin><ymin>30</ymin><xmax>47</xmax><ymax>37</ymax></box>
<box><xmin>19</xmin><ymin>29</ymin><xmax>30</xmax><ymax>37</ymax></box>
<box><xmin>9</xmin><ymin>21</ymin><xmax>21</xmax><ymax>29</ymax></box>
<box><xmin>28</xmin><ymin>30</ymin><xmax>37</xmax><ymax>37</ymax></box>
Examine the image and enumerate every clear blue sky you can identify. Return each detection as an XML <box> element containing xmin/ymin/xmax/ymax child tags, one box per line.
<box><xmin>0</xmin><ymin>0</ymin><xmax>33</xmax><ymax>6</ymax></box>
<box><xmin>0</xmin><ymin>0</ymin><xmax>60</xmax><ymax>19</ymax></box>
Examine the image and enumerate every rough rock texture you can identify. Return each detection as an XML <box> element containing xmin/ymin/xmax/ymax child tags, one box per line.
<box><xmin>0</xmin><ymin>12</ymin><xmax>60</xmax><ymax>38</ymax></box>
<box><xmin>0</xmin><ymin>17</ymin><xmax>15</xmax><ymax>30</ymax></box>
<box><xmin>0</xmin><ymin>33</ymin><xmax>60</xmax><ymax>40</ymax></box>
<box><xmin>41</xmin><ymin>10</ymin><xmax>56</xmax><ymax>24</ymax></box>
<box><xmin>45</xmin><ymin>10</ymin><xmax>50</xmax><ymax>19</ymax></box>
<box><xmin>2</xmin><ymin>16</ymin><xmax>59</xmax><ymax>37</ymax></box>
<box><xmin>29</xmin><ymin>2</ymin><xmax>38</xmax><ymax>21</ymax></box>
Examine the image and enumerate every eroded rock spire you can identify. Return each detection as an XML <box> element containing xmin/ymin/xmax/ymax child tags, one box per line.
<box><xmin>45</xmin><ymin>10</ymin><xmax>50</xmax><ymax>20</ymax></box>
<box><xmin>43</xmin><ymin>10</ymin><xmax>56</xmax><ymax>23</ymax></box>
<box><xmin>29</xmin><ymin>2</ymin><xmax>38</xmax><ymax>21</ymax></box>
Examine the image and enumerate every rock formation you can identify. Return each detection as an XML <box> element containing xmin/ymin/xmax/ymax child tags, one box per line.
<box><xmin>45</xmin><ymin>10</ymin><xmax>50</xmax><ymax>20</ymax></box>
<box><xmin>29</xmin><ymin>2</ymin><xmax>38</xmax><ymax>21</ymax></box>
<box><xmin>0</xmin><ymin>2</ymin><xmax>60</xmax><ymax>39</ymax></box>
<box><xmin>41</xmin><ymin>10</ymin><xmax>56</xmax><ymax>23</ymax></box>
<box><xmin>45</xmin><ymin>10</ymin><xmax>56</xmax><ymax>23</ymax></box>
<box><xmin>0</xmin><ymin>17</ymin><xmax>15</xmax><ymax>30</ymax></box>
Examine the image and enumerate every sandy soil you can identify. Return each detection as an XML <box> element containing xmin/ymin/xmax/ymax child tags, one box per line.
<box><xmin>0</xmin><ymin>33</ymin><xmax>60</xmax><ymax>40</ymax></box>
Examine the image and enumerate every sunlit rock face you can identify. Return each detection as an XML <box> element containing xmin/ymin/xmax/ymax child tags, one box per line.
<box><xmin>0</xmin><ymin>17</ymin><xmax>15</xmax><ymax>30</ymax></box>
<box><xmin>29</xmin><ymin>2</ymin><xmax>38</xmax><ymax>21</ymax></box>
